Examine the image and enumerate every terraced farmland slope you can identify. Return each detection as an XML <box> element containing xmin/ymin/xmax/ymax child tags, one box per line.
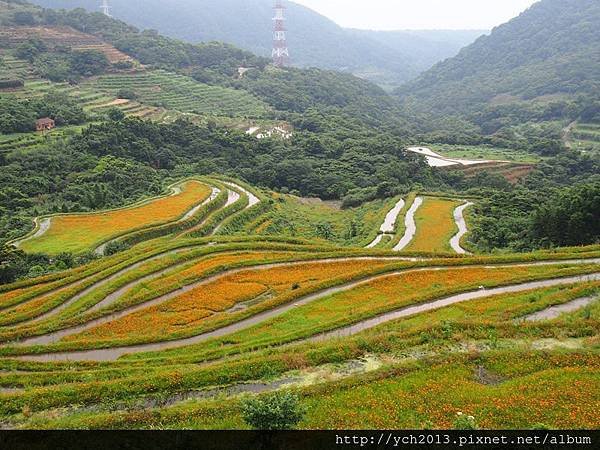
<box><xmin>13</xmin><ymin>180</ymin><xmax>213</xmax><ymax>255</ymax></box>
<box><xmin>0</xmin><ymin>176</ymin><xmax>599</xmax><ymax>429</ymax></box>
<box><xmin>0</xmin><ymin>26</ymin><xmax>133</xmax><ymax>64</ymax></box>
<box><xmin>90</xmin><ymin>70</ymin><xmax>271</xmax><ymax>118</ymax></box>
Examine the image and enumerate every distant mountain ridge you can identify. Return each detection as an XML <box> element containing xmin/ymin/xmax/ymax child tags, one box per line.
<box><xmin>396</xmin><ymin>0</ymin><xmax>600</xmax><ymax>118</ymax></box>
<box><xmin>28</xmin><ymin>0</ymin><xmax>484</xmax><ymax>88</ymax></box>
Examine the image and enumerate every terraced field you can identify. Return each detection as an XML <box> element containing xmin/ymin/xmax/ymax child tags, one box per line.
<box><xmin>0</xmin><ymin>54</ymin><xmax>34</xmax><ymax>81</ymax></box>
<box><xmin>89</xmin><ymin>70</ymin><xmax>271</xmax><ymax>118</ymax></box>
<box><xmin>13</xmin><ymin>180</ymin><xmax>213</xmax><ymax>255</ymax></box>
<box><xmin>16</xmin><ymin>78</ymin><xmax>160</xmax><ymax>120</ymax></box>
<box><xmin>400</xmin><ymin>197</ymin><xmax>463</xmax><ymax>253</ymax></box>
<box><xmin>1</xmin><ymin>177</ymin><xmax>599</xmax><ymax>430</ymax></box>
<box><xmin>0</xmin><ymin>26</ymin><xmax>133</xmax><ymax>64</ymax></box>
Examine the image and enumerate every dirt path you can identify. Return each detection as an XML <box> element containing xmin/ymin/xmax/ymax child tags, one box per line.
<box><xmin>393</xmin><ymin>197</ymin><xmax>423</xmax><ymax>251</ymax></box>
<box><xmin>13</xmin><ymin>218</ymin><xmax>51</xmax><ymax>248</ymax></box>
<box><xmin>15</xmin><ymin>260</ymin><xmax>600</xmax><ymax>362</ymax></box>
<box><xmin>450</xmin><ymin>202</ymin><xmax>474</xmax><ymax>254</ymax></box>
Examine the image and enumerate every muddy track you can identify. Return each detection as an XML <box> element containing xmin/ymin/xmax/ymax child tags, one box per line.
<box><xmin>520</xmin><ymin>295</ymin><xmax>599</xmax><ymax>322</ymax></box>
<box><xmin>393</xmin><ymin>197</ymin><xmax>423</xmax><ymax>251</ymax></box>
<box><xmin>366</xmin><ymin>199</ymin><xmax>405</xmax><ymax>248</ymax></box>
<box><xmin>15</xmin><ymin>259</ymin><xmax>600</xmax><ymax>362</ymax></box>
<box><xmin>450</xmin><ymin>202</ymin><xmax>474</xmax><ymax>255</ymax></box>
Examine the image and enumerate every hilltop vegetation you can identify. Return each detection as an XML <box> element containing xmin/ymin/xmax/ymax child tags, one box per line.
<box><xmin>398</xmin><ymin>0</ymin><xmax>600</xmax><ymax>136</ymax></box>
<box><xmin>29</xmin><ymin>0</ymin><xmax>483</xmax><ymax>89</ymax></box>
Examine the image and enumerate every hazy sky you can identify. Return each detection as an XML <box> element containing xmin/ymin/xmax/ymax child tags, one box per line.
<box><xmin>291</xmin><ymin>0</ymin><xmax>540</xmax><ymax>30</ymax></box>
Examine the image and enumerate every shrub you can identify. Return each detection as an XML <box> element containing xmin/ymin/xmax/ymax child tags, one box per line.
<box><xmin>241</xmin><ymin>391</ymin><xmax>305</xmax><ymax>430</ymax></box>
<box><xmin>453</xmin><ymin>412</ymin><xmax>478</xmax><ymax>430</ymax></box>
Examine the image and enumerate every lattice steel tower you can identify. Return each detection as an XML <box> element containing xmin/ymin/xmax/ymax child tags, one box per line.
<box><xmin>100</xmin><ymin>0</ymin><xmax>111</xmax><ymax>17</ymax></box>
<box><xmin>272</xmin><ymin>0</ymin><xmax>290</xmax><ymax>67</ymax></box>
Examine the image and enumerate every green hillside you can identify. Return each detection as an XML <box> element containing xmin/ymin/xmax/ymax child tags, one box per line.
<box><xmin>29</xmin><ymin>0</ymin><xmax>483</xmax><ymax>89</ymax></box>
<box><xmin>397</xmin><ymin>0</ymin><xmax>600</xmax><ymax>133</ymax></box>
<box><xmin>91</xmin><ymin>70</ymin><xmax>270</xmax><ymax>117</ymax></box>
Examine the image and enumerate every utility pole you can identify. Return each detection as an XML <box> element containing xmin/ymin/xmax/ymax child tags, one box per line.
<box><xmin>272</xmin><ymin>0</ymin><xmax>290</xmax><ymax>67</ymax></box>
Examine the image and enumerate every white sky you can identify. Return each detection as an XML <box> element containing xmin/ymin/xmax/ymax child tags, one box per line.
<box><xmin>290</xmin><ymin>0</ymin><xmax>540</xmax><ymax>30</ymax></box>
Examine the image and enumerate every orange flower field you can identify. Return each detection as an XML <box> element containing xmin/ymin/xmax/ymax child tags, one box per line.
<box><xmin>146</xmin><ymin>263</ymin><xmax>597</xmax><ymax>361</ymax></box>
<box><xmin>63</xmin><ymin>258</ymin><xmax>398</xmax><ymax>343</ymax></box>
<box><xmin>406</xmin><ymin>197</ymin><xmax>462</xmax><ymax>253</ymax></box>
<box><xmin>18</xmin><ymin>180</ymin><xmax>212</xmax><ymax>255</ymax></box>
<box><xmin>302</xmin><ymin>356</ymin><xmax>600</xmax><ymax>429</ymax></box>
<box><xmin>116</xmin><ymin>251</ymin><xmax>313</xmax><ymax>311</ymax></box>
<box><xmin>0</xmin><ymin>282</ymin><xmax>52</xmax><ymax>309</ymax></box>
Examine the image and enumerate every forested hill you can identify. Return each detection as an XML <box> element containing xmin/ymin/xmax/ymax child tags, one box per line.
<box><xmin>29</xmin><ymin>0</ymin><xmax>482</xmax><ymax>89</ymax></box>
<box><xmin>0</xmin><ymin>0</ymin><xmax>407</xmax><ymax>128</ymax></box>
<box><xmin>396</xmin><ymin>0</ymin><xmax>600</xmax><ymax>123</ymax></box>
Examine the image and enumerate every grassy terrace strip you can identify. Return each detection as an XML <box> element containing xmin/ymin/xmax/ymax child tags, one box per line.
<box><xmin>405</xmin><ymin>197</ymin><xmax>463</xmax><ymax>253</ymax></box>
<box><xmin>209</xmin><ymin>176</ymin><xmax>272</xmax><ymax>236</ymax></box>
<box><xmin>0</xmin><ymin>240</ymin><xmax>197</xmax><ymax>309</ymax></box>
<box><xmin>6</xmin><ymin>280</ymin><xmax>592</xmax><ymax>379</ymax></box>
<box><xmin>16</xmin><ymin>352</ymin><xmax>599</xmax><ymax>430</ymax></box>
<box><xmin>0</xmin><ymin>279</ymin><xmax>598</xmax><ymax>418</ymax></box>
<box><xmin>0</xmin><ymin>238</ymin><xmax>297</xmax><ymax>327</ymax></box>
<box><xmin>114</xmin><ymin>180</ymin><xmax>228</xmax><ymax>248</ymax></box>
<box><xmin>114</xmin><ymin>263</ymin><xmax>600</xmax><ymax>362</ymax></box>
<box><xmin>56</xmin><ymin>259</ymin><xmax>404</xmax><ymax>346</ymax></box>
<box><xmin>0</xmin><ymin>244</ymin><xmax>356</xmax><ymax>340</ymax></box>
<box><xmin>3</xmin><ymin>260</ymin><xmax>598</xmax><ymax>357</ymax></box>
<box><xmin>186</xmin><ymin>181</ymin><xmax>249</xmax><ymax>237</ymax></box>
<box><xmin>0</xmin><ymin>248</ymin><xmax>345</xmax><ymax>342</ymax></box>
<box><xmin>0</xmin><ymin>253</ymin><xmax>411</xmax><ymax>347</ymax></box>
<box><xmin>1</xmin><ymin>242</ymin><xmax>599</xmax><ymax>302</ymax></box>
<box><xmin>2</xmin><ymin>242</ymin><xmax>599</xmax><ymax>318</ymax></box>
<box><xmin>13</xmin><ymin>180</ymin><xmax>213</xmax><ymax>255</ymax></box>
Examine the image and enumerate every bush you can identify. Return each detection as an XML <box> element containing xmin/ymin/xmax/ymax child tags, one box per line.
<box><xmin>104</xmin><ymin>240</ymin><xmax>130</xmax><ymax>256</ymax></box>
<box><xmin>453</xmin><ymin>412</ymin><xmax>478</xmax><ymax>430</ymax></box>
<box><xmin>241</xmin><ymin>392</ymin><xmax>305</xmax><ymax>430</ymax></box>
